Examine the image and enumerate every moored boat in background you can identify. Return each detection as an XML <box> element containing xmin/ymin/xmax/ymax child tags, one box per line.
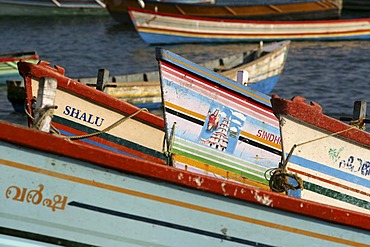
<box><xmin>9</xmin><ymin>42</ymin><xmax>290</xmax><ymax>112</ymax></box>
<box><xmin>270</xmin><ymin>94</ymin><xmax>370</xmax><ymax>215</ymax></box>
<box><xmin>0</xmin><ymin>0</ymin><xmax>108</xmax><ymax>16</ymax></box>
<box><xmin>129</xmin><ymin>7</ymin><xmax>370</xmax><ymax>45</ymax></box>
<box><xmin>0</xmin><ymin>51</ymin><xmax>39</xmax><ymax>85</ymax></box>
<box><xmin>106</xmin><ymin>0</ymin><xmax>342</xmax><ymax>24</ymax></box>
<box><xmin>6</xmin><ymin>80</ymin><xmax>25</xmax><ymax>113</ymax></box>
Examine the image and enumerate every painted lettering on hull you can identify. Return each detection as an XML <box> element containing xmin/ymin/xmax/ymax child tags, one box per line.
<box><xmin>5</xmin><ymin>184</ymin><xmax>68</xmax><ymax>212</ymax></box>
<box><xmin>63</xmin><ymin>106</ymin><xmax>105</xmax><ymax>127</ymax></box>
<box><xmin>256</xmin><ymin>129</ymin><xmax>281</xmax><ymax>145</ymax></box>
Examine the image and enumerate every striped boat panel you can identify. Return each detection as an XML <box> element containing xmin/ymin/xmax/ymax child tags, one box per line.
<box><xmin>52</xmin><ymin>119</ymin><xmax>166</xmax><ymax>163</ymax></box>
<box><xmin>172</xmin><ymin>137</ymin><xmax>271</xmax><ymax>185</ymax></box>
<box><xmin>130</xmin><ymin>8</ymin><xmax>370</xmax><ymax>44</ymax></box>
<box><xmin>29</xmin><ymin>76</ymin><xmax>167</xmax><ymax>164</ymax></box>
<box><xmin>281</xmin><ymin>115</ymin><xmax>370</xmax><ymax>214</ymax></box>
<box><xmin>159</xmin><ymin>59</ymin><xmax>282</xmax><ymax>185</ymax></box>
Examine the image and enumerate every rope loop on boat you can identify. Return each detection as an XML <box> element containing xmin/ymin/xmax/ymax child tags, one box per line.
<box><xmin>32</xmin><ymin>105</ymin><xmax>57</xmax><ymax>130</ymax></box>
<box><xmin>266</xmin><ymin>124</ymin><xmax>359</xmax><ymax>193</ymax></box>
<box><xmin>67</xmin><ymin>108</ymin><xmax>148</xmax><ymax>140</ymax></box>
<box><xmin>350</xmin><ymin>116</ymin><xmax>366</xmax><ymax>130</ymax></box>
<box><xmin>24</xmin><ymin>98</ymin><xmax>61</xmax><ymax>134</ymax></box>
<box><xmin>265</xmin><ymin>167</ymin><xmax>303</xmax><ymax>193</ymax></box>
<box><xmin>163</xmin><ymin>123</ymin><xmax>176</xmax><ymax>166</ymax></box>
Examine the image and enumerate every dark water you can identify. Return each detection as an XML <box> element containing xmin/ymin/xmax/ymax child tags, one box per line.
<box><xmin>1</xmin><ymin>11</ymin><xmax>370</xmax><ymax>126</ymax></box>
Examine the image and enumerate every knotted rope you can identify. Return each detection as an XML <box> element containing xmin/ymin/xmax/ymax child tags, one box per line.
<box><xmin>266</xmin><ymin>123</ymin><xmax>360</xmax><ymax>193</ymax></box>
<box><xmin>67</xmin><ymin>108</ymin><xmax>149</xmax><ymax>140</ymax></box>
<box><xmin>31</xmin><ymin>105</ymin><xmax>57</xmax><ymax>130</ymax></box>
<box><xmin>25</xmin><ymin>98</ymin><xmax>150</xmax><ymax>140</ymax></box>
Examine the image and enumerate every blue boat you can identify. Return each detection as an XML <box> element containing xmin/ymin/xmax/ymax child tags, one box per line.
<box><xmin>129</xmin><ymin>7</ymin><xmax>370</xmax><ymax>45</ymax></box>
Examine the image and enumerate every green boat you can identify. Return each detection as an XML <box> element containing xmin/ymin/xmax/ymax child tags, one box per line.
<box><xmin>0</xmin><ymin>51</ymin><xmax>39</xmax><ymax>85</ymax></box>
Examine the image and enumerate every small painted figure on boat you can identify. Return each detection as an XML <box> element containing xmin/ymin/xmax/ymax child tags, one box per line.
<box><xmin>207</xmin><ymin>108</ymin><xmax>220</xmax><ymax>131</ymax></box>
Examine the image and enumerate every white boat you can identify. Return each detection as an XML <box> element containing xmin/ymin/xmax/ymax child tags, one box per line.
<box><xmin>271</xmin><ymin>94</ymin><xmax>370</xmax><ymax>215</ymax></box>
<box><xmin>129</xmin><ymin>7</ymin><xmax>370</xmax><ymax>45</ymax></box>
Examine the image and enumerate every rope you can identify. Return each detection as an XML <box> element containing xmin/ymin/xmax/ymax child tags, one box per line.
<box><xmin>67</xmin><ymin>108</ymin><xmax>148</xmax><ymax>140</ymax></box>
<box><xmin>24</xmin><ymin>98</ymin><xmax>149</xmax><ymax>139</ymax></box>
<box><xmin>350</xmin><ymin>116</ymin><xmax>366</xmax><ymax>130</ymax></box>
<box><xmin>32</xmin><ymin>106</ymin><xmax>56</xmax><ymax>130</ymax></box>
<box><xmin>292</xmin><ymin>124</ymin><xmax>358</xmax><ymax>149</ymax></box>
<box><xmin>265</xmin><ymin>167</ymin><xmax>303</xmax><ymax>193</ymax></box>
<box><xmin>24</xmin><ymin>99</ymin><xmax>61</xmax><ymax>135</ymax></box>
<box><xmin>266</xmin><ymin>123</ymin><xmax>359</xmax><ymax>193</ymax></box>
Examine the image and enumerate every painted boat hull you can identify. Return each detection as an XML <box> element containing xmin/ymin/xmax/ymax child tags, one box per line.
<box><xmin>79</xmin><ymin>41</ymin><xmax>289</xmax><ymax>95</ymax></box>
<box><xmin>129</xmin><ymin>8</ymin><xmax>370</xmax><ymax>45</ymax></box>
<box><xmin>18</xmin><ymin>61</ymin><xmax>167</xmax><ymax>165</ymax></box>
<box><xmin>271</xmin><ymin>95</ymin><xmax>370</xmax><ymax>215</ymax></box>
<box><xmin>0</xmin><ymin>120</ymin><xmax>369</xmax><ymax>246</ymax></box>
<box><xmin>156</xmin><ymin>47</ymin><xmax>283</xmax><ymax>187</ymax></box>
<box><xmin>343</xmin><ymin>0</ymin><xmax>370</xmax><ymax>10</ymax></box>
<box><xmin>217</xmin><ymin>41</ymin><xmax>290</xmax><ymax>94</ymax></box>
<box><xmin>106</xmin><ymin>0</ymin><xmax>342</xmax><ymax>24</ymax></box>
<box><xmin>10</xmin><ymin>42</ymin><xmax>289</xmax><ymax>112</ymax></box>
<box><xmin>6</xmin><ymin>80</ymin><xmax>26</xmax><ymax>113</ymax></box>
<box><xmin>0</xmin><ymin>0</ymin><xmax>107</xmax><ymax>16</ymax></box>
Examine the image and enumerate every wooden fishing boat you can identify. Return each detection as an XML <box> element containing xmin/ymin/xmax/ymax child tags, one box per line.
<box><xmin>270</xmin><ymin>94</ymin><xmax>370</xmax><ymax>215</ymax></box>
<box><xmin>17</xmin><ymin>60</ymin><xmax>167</xmax><ymax>165</ymax></box>
<box><xmin>156</xmin><ymin>47</ymin><xmax>282</xmax><ymax>188</ymax></box>
<box><xmin>0</xmin><ymin>51</ymin><xmax>39</xmax><ymax>85</ymax></box>
<box><xmin>0</xmin><ymin>119</ymin><xmax>369</xmax><ymax>246</ymax></box>
<box><xmin>79</xmin><ymin>40</ymin><xmax>290</xmax><ymax>95</ymax></box>
<box><xmin>129</xmin><ymin>7</ymin><xmax>370</xmax><ymax>45</ymax></box>
<box><xmin>106</xmin><ymin>0</ymin><xmax>342</xmax><ymax>24</ymax></box>
<box><xmin>6</xmin><ymin>80</ymin><xmax>25</xmax><ymax>113</ymax></box>
<box><xmin>343</xmin><ymin>0</ymin><xmax>370</xmax><ymax>10</ymax></box>
<box><xmin>10</xmin><ymin>41</ymin><xmax>290</xmax><ymax>112</ymax></box>
<box><xmin>0</xmin><ymin>0</ymin><xmax>107</xmax><ymax>16</ymax></box>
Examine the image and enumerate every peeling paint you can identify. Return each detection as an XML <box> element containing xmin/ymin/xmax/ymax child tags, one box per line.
<box><xmin>193</xmin><ymin>177</ymin><xmax>204</xmax><ymax>187</ymax></box>
<box><xmin>221</xmin><ymin>183</ymin><xmax>227</xmax><ymax>194</ymax></box>
<box><xmin>254</xmin><ymin>192</ymin><xmax>273</xmax><ymax>206</ymax></box>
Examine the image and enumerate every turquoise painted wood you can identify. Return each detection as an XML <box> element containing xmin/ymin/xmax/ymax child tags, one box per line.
<box><xmin>0</xmin><ymin>120</ymin><xmax>369</xmax><ymax>246</ymax></box>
